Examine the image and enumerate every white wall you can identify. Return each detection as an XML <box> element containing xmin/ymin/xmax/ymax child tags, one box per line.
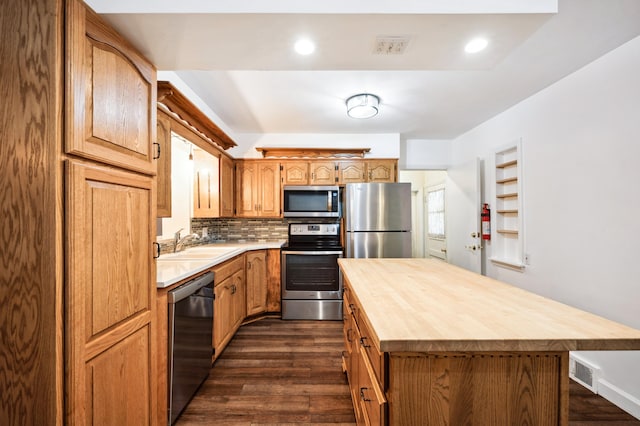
<box><xmin>401</xmin><ymin>138</ymin><xmax>452</xmax><ymax>169</ymax></box>
<box><xmin>449</xmin><ymin>35</ymin><xmax>640</xmax><ymax>416</ymax></box>
<box><xmin>230</xmin><ymin>133</ymin><xmax>400</xmax><ymax>159</ymax></box>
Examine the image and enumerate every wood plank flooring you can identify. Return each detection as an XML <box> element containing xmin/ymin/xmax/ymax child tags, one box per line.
<box><xmin>176</xmin><ymin>318</ymin><xmax>639</xmax><ymax>426</ymax></box>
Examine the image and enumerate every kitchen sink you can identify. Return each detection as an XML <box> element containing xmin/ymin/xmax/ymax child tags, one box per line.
<box><xmin>159</xmin><ymin>246</ymin><xmax>238</xmax><ymax>261</ymax></box>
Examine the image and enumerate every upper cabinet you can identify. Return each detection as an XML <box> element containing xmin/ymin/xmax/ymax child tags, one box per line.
<box><xmin>367</xmin><ymin>159</ymin><xmax>397</xmax><ymax>183</ymax></box>
<box><xmin>338</xmin><ymin>160</ymin><xmax>367</xmax><ymax>184</ymax></box>
<box><xmin>193</xmin><ymin>147</ymin><xmax>220</xmax><ymax>218</ymax></box>
<box><xmin>156</xmin><ymin>111</ymin><xmax>172</xmax><ymax>217</ymax></box>
<box><xmin>66</xmin><ymin>0</ymin><xmax>156</xmax><ymax>175</ymax></box>
<box><xmin>236</xmin><ymin>160</ymin><xmax>281</xmax><ymax>217</ymax></box>
<box><xmin>220</xmin><ymin>155</ymin><xmax>235</xmax><ymax>217</ymax></box>
<box><xmin>338</xmin><ymin>159</ymin><xmax>397</xmax><ymax>184</ymax></box>
<box><xmin>282</xmin><ymin>160</ymin><xmax>338</xmax><ymax>185</ymax></box>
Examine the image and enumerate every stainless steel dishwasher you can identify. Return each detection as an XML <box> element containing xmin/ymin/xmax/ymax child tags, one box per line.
<box><xmin>168</xmin><ymin>271</ymin><xmax>214</xmax><ymax>425</ymax></box>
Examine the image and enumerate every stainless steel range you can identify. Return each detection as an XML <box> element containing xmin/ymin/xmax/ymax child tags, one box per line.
<box><xmin>281</xmin><ymin>223</ymin><xmax>343</xmax><ymax>320</ymax></box>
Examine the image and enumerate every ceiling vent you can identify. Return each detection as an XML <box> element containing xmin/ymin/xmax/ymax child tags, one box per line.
<box><xmin>373</xmin><ymin>36</ymin><xmax>410</xmax><ymax>55</ymax></box>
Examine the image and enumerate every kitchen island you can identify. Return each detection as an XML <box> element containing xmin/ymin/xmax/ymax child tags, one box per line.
<box><xmin>338</xmin><ymin>258</ymin><xmax>640</xmax><ymax>425</ymax></box>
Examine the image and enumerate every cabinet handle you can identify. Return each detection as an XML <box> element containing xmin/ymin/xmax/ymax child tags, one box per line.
<box><xmin>153</xmin><ymin>142</ymin><xmax>161</xmax><ymax>160</ymax></box>
<box><xmin>247</xmin><ymin>261</ymin><xmax>252</xmax><ymax>269</ymax></box>
<box><xmin>360</xmin><ymin>336</ymin><xmax>371</xmax><ymax>348</ymax></box>
<box><xmin>360</xmin><ymin>387</ymin><xmax>371</xmax><ymax>402</ymax></box>
<box><xmin>346</xmin><ymin>328</ymin><xmax>353</xmax><ymax>343</ymax></box>
<box><xmin>231</xmin><ymin>284</ymin><xmax>236</xmax><ymax>294</ymax></box>
<box><xmin>153</xmin><ymin>242</ymin><xmax>160</xmax><ymax>259</ymax></box>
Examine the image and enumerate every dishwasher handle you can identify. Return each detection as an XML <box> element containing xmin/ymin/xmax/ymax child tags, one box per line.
<box><xmin>168</xmin><ymin>272</ymin><xmax>214</xmax><ymax>304</ymax></box>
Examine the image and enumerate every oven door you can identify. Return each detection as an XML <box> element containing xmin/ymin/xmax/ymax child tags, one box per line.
<box><xmin>281</xmin><ymin>250</ymin><xmax>343</xmax><ymax>300</ymax></box>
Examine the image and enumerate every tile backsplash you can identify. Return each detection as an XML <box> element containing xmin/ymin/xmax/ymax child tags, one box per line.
<box><xmin>157</xmin><ymin>217</ymin><xmax>338</xmax><ymax>255</ymax></box>
<box><xmin>191</xmin><ymin>218</ymin><xmax>291</xmax><ymax>242</ymax></box>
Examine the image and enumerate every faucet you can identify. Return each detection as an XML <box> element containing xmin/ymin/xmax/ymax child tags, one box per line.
<box><xmin>173</xmin><ymin>228</ymin><xmax>199</xmax><ymax>252</ymax></box>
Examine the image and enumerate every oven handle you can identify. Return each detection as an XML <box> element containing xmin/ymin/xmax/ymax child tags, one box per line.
<box><xmin>282</xmin><ymin>250</ymin><xmax>343</xmax><ymax>256</ymax></box>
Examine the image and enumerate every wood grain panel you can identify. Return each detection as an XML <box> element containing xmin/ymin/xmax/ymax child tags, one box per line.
<box><xmin>219</xmin><ymin>155</ymin><xmax>234</xmax><ymax>217</ymax></box>
<box><xmin>0</xmin><ymin>0</ymin><xmax>63</xmax><ymax>423</ymax></box>
<box><xmin>266</xmin><ymin>249</ymin><xmax>281</xmax><ymax>312</ymax></box>
<box><xmin>389</xmin><ymin>352</ymin><xmax>565</xmax><ymax>426</ymax></box>
<box><xmin>87</xmin><ymin>179</ymin><xmax>151</xmax><ymax>336</ymax></box>
<box><xmin>66</xmin><ymin>0</ymin><xmax>156</xmax><ymax>175</ymax></box>
<box><xmin>87</xmin><ymin>325</ymin><xmax>152</xmax><ymax>425</ymax></box>
<box><xmin>156</xmin><ymin>110</ymin><xmax>172</xmax><ymax>217</ymax></box>
<box><xmin>91</xmin><ymin>45</ymin><xmax>149</xmax><ymax>156</ymax></box>
<box><xmin>66</xmin><ymin>160</ymin><xmax>156</xmax><ymax>425</ymax></box>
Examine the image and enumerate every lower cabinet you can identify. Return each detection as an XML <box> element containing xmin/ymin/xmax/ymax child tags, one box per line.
<box><xmin>67</xmin><ymin>160</ymin><xmax>156</xmax><ymax>424</ymax></box>
<box><xmin>246</xmin><ymin>250</ymin><xmax>268</xmax><ymax>316</ymax></box>
<box><xmin>343</xmin><ymin>281</ymin><xmax>387</xmax><ymax>426</ymax></box>
<box><xmin>213</xmin><ymin>255</ymin><xmax>246</xmax><ymax>358</ymax></box>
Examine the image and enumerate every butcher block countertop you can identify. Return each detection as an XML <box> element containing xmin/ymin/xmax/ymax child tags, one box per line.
<box><xmin>338</xmin><ymin>258</ymin><xmax>640</xmax><ymax>353</ymax></box>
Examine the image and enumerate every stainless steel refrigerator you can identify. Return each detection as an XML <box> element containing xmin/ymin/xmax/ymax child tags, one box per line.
<box><xmin>344</xmin><ymin>182</ymin><xmax>412</xmax><ymax>258</ymax></box>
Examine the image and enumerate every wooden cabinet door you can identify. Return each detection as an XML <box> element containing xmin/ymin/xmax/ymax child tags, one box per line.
<box><xmin>338</xmin><ymin>160</ymin><xmax>367</xmax><ymax>184</ymax></box>
<box><xmin>367</xmin><ymin>160</ymin><xmax>397</xmax><ymax>183</ymax></box>
<box><xmin>193</xmin><ymin>148</ymin><xmax>220</xmax><ymax>218</ymax></box>
<box><xmin>232</xmin><ymin>270</ymin><xmax>246</xmax><ymax>329</ymax></box>
<box><xmin>310</xmin><ymin>161</ymin><xmax>337</xmax><ymax>185</ymax></box>
<box><xmin>235</xmin><ymin>161</ymin><xmax>258</xmax><ymax>217</ymax></box>
<box><xmin>282</xmin><ymin>161</ymin><xmax>309</xmax><ymax>185</ymax></box>
<box><xmin>246</xmin><ymin>251</ymin><xmax>268</xmax><ymax>316</ymax></box>
<box><xmin>66</xmin><ymin>160</ymin><xmax>156</xmax><ymax>425</ymax></box>
<box><xmin>66</xmin><ymin>0</ymin><xmax>156</xmax><ymax>175</ymax></box>
<box><xmin>266</xmin><ymin>249</ymin><xmax>282</xmax><ymax>313</ymax></box>
<box><xmin>214</xmin><ymin>276</ymin><xmax>234</xmax><ymax>355</ymax></box>
<box><xmin>156</xmin><ymin>110</ymin><xmax>172</xmax><ymax>217</ymax></box>
<box><xmin>258</xmin><ymin>161</ymin><xmax>281</xmax><ymax>217</ymax></box>
<box><xmin>220</xmin><ymin>155</ymin><xmax>234</xmax><ymax>217</ymax></box>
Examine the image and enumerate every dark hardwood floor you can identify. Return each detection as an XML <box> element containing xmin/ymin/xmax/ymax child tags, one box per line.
<box><xmin>176</xmin><ymin>318</ymin><xmax>639</xmax><ymax>426</ymax></box>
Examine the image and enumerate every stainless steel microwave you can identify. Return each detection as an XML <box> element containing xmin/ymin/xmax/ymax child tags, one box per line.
<box><xmin>283</xmin><ymin>186</ymin><xmax>341</xmax><ymax>218</ymax></box>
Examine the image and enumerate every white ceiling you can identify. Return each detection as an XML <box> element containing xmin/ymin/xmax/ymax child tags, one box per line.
<box><xmin>86</xmin><ymin>0</ymin><xmax>640</xmax><ymax>140</ymax></box>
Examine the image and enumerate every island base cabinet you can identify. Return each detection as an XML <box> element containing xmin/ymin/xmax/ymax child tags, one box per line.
<box><xmin>387</xmin><ymin>352</ymin><xmax>569</xmax><ymax>426</ymax></box>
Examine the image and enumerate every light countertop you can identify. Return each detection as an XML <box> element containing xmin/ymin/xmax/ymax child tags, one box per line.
<box><xmin>338</xmin><ymin>258</ymin><xmax>640</xmax><ymax>353</ymax></box>
<box><xmin>157</xmin><ymin>241</ymin><xmax>285</xmax><ymax>288</ymax></box>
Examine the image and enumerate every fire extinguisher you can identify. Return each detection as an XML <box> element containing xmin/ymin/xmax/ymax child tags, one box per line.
<box><xmin>481</xmin><ymin>203</ymin><xmax>491</xmax><ymax>240</ymax></box>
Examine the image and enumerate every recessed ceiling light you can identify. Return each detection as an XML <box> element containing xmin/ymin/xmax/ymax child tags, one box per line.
<box><xmin>465</xmin><ymin>37</ymin><xmax>488</xmax><ymax>53</ymax></box>
<box><xmin>294</xmin><ymin>38</ymin><xmax>315</xmax><ymax>55</ymax></box>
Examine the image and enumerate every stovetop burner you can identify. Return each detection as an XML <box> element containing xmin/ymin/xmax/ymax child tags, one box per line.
<box><xmin>284</xmin><ymin>223</ymin><xmax>342</xmax><ymax>251</ymax></box>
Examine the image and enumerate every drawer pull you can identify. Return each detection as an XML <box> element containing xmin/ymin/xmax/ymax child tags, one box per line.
<box><xmin>360</xmin><ymin>336</ymin><xmax>371</xmax><ymax>348</ymax></box>
<box><xmin>360</xmin><ymin>387</ymin><xmax>371</xmax><ymax>402</ymax></box>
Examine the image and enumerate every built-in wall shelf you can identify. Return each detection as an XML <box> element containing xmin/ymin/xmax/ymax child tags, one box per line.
<box><xmin>496</xmin><ymin>159</ymin><xmax>518</xmax><ymax>168</ymax></box>
<box><xmin>496</xmin><ymin>192</ymin><xmax>518</xmax><ymax>199</ymax></box>
<box><xmin>491</xmin><ymin>140</ymin><xmax>525</xmax><ymax>271</ymax></box>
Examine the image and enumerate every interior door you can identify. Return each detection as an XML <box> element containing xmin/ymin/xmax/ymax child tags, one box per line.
<box><xmin>425</xmin><ymin>184</ymin><xmax>447</xmax><ymax>261</ymax></box>
<box><xmin>446</xmin><ymin>158</ymin><xmax>482</xmax><ymax>274</ymax></box>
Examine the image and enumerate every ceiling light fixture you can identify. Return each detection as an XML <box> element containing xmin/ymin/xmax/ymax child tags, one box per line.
<box><xmin>465</xmin><ymin>37</ymin><xmax>489</xmax><ymax>53</ymax></box>
<box><xmin>294</xmin><ymin>38</ymin><xmax>315</xmax><ymax>55</ymax></box>
<box><xmin>346</xmin><ymin>93</ymin><xmax>380</xmax><ymax>119</ymax></box>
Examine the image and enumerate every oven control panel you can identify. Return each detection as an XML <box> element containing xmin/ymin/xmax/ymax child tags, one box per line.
<box><xmin>289</xmin><ymin>223</ymin><xmax>339</xmax><ymax>236</ymax></box>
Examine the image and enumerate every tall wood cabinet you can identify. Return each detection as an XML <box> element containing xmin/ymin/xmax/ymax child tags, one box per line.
<box><xmin>5</xmin><ymin>1</ymin><xmax>156</xmax><ymax>423</ymax></box>
<box><xmin>66</xmin><ymin>1</ymin><xmax>158</xmax><ymax>424</ymax></box>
